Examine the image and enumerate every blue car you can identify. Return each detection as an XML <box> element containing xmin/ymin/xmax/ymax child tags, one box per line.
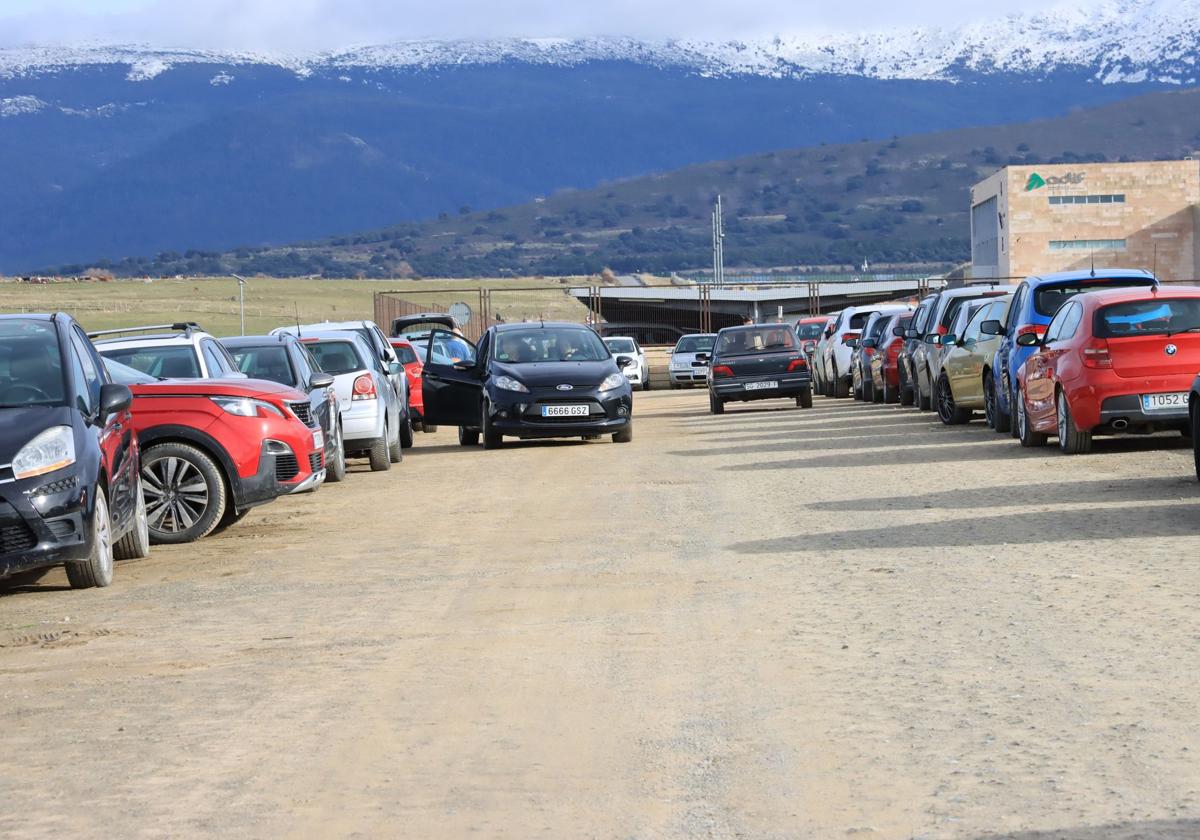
<box><xmin>979</xmin><ymin>268</ymin><xmax>1158</xmax><ymax>434</ymax></box>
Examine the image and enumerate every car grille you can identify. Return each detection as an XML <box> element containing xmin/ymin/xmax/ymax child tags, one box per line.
<box><xmin>0</xmin><ymin>521</ymin><xmax>36</xmax><ymax>554</ymax></box>
<box><xmin>309</xmin><ymin>452</ymin><xmax>323</xmax><ymax>472</ymax></box>
<box><xmin>275</xmin><ymin>453</ymin><xmax>300</xmax><ymax>482</ymax></box>
<box><xmin>288</xmin><ymin>401</ymin><xmax>314</xmax><ymax>426</ymax></box>
<box><xmin>30</xmin><ymin>476</ymin><xmax>79</xmax><ymax>496</ymax></box>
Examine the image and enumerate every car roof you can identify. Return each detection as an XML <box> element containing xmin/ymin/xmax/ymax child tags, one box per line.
<box><xmin>0</xmin><ymin>312</ymin><xmax>56</xmax><ymax>322</ymax></box>
<box><xmin>293</xmin><ymin>329</ymin><xmax>368</xmax><ymax>344</ymax></box>
<box><xmin>222</xmin><ymin>334</ymin><xmax>296</xmax><ymax>347</ymax></box>
<box><xmin>1025</xmin><ymin>268</ymin><xmax>1156</xmax><ymax>286</ymax></box>
<box><xmin>94</xmin><ymin>332</ymin><xmax>200</xmax><ymax>347</ymax></box>
<box><xmin>603</xmin><ymin>336</ymin><xmax>638</xmax><ymax>341</ymax></box>
<box><xmin>493</xmin><ymin>321</ymin><xmax>592</xmax><ymax>332</ymax></box>
<box><xmin>1070</xmin><ymin>285</ymin><xmax>1200</xmax><ymax>307</ymax></box>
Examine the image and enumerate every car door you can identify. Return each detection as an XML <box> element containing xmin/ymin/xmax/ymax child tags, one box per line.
<box><xmin>71</xmin><ymin>326</ymin><xmax>135</xmax><ymax>531</ymax></box>
<box><xmin>998</xmin><ymin>283</ymin><xmax>1028</xmax><ymax>402</ymax></box>
<box><xmin>1024</xmin><ymin>303</ymin><xmax>1072</xmax><ymax>428</ymax></box>
<box><xmin>948</xmin><ymin>302</ymin><xmax>990</xmax><ymax>399</ymax></box>
<box><xmin>422</xmin><ymin>329</ymin><xmax>483</xmax><ymax>426</ymax></box>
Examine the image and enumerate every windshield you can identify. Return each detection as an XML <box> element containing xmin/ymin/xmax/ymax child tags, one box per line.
<box><xmin>0</xmin><ymin>319</ymin><xmax>67</xmax><ymax>407</ymax></box>
<box><xmin>1095</xmin><ymin>298</ymin><xmax>1200</xmax><ymax>338</ymax></box>
<box><xmin>103</xmin><ymin>358</ymin><xmax>157</xmax><ymax>385</ymax></box>
<box><xmin>605</xmin><ymin>338</ymin><xmax>637</xmax><ymax>354</ymax></box>
<box><xmin>230</xmin><ymin>346</ymin><xmax>296</xmax><ymax>387</ymax></box>
<box><xmin>795</xmin><ymin>321</ymin><xmax>826</xmax><ymax>340</ymax></box>
<box><xmin>675</xmin><ymin>335</ymin><xmax>715</xmax><ymax>354</ymax></box>
<box><xmin>1036</xmin><ymin>278</ymin><xmax>1158</xmax><ymax>318</ymax></box>
<box><xmin>99</xmin><ymin>345</ymin><xmax>202</xmax><ymax>379</ymax></box>
<box><xmin>494</xmin><ymin>327</ymin><xmax>609</xmax><ymax>363</ymax></box>
<box><xmin>306</xmin><ymin>341</ymin><xmax>364</xmax><ymax>375</ymax></box>
<box><xmin>716</xmin><ymin>326</ymin><xmax>798</xmax><ymax>356</ymax></box>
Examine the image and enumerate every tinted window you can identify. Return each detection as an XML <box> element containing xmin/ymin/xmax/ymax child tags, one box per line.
<box><xmin>292</xmin><ymin>345</ymin><xmax>314</xmax><ymax>385</ymax></box>
<box><xmin>866</xmin><ymin>316</ymin><xmax>892</xmax><ymax>341</ymax></box>
<box><xmin>1007</xmin><ymin>285</ymin><xmax>1027</xmax><ymax>331</ymax></box>
<box><xmin>716</xmin><ymin>326</ymin><xmax>797</xmax><ymax>356</ymax></box>
<box><xmin>675</xmin><ymin>335</ymin><xmax>715</xmax><ymax>353</ymax></box>
<box><xmin>231</xmin><ymin>345</ymin><xmax>297</xmax><ymax>386</ymax></box>
<box><xmin>941</xmin><ymin>292</ymin><xmax>1006</xmax><ymax>329</ymax></box>
<box><xmin>911</xmin><ymin>302</ymin><xmax>933</xmax><ymax>334</ymax></box>
<box><xmin>794</xmin><ymin>321</ymin><xmax>826</xmax><ymax>340</ymax></box>
<box><xmin>1095</xmin><ymin>298</ymin><xmax>1200</xmax><ymax>338</ymax></box>
<box><xmin>103</xmin><ymin>358</ymin><xmax>157</xmax><ymax>385</ymax></box>
<box><xmin>69</xmin><ymin>328</ymin><xmax>102</xmax><ymax>412</ymax></box>
<box><xmin>202</xmin><ymin>340</ymin><xmax>229</xmax><ymax>376</ymax></box>
<box><xmin>307</xmin><ymin>341</ymin><xmax>366</xmax><ymax>375</ymax></box>
<box><xmin>1044</xmin><ymin>305</ymin><xmax>1072</xmax><ymax>343</ymax></box>
<box><xmin>1035</xmin><ymin>278</ymin><xmax>1157</xmax><ymax>318</ymax></box>
<box><xmin>0</xmin><ymin>320</ymin><xmax>68</xmax><ymax>407</ymax></box>
<box><xmin>848</xmin><ymin>311</ymin><xmax>877</xmax><ymax>330</ymax></box>
<box><xmin>605</xmin><ymin>338</ymin><xmax>637</xmax><ymax>354</ymax></box>
<box><xmin>392</xmin><ymin>344</ymin><xmax>419</xmax><ymax>365</ymax></box>
<box><xmin>100</xmin><ymin>346</ymin><xmax>202</xmax><ymax>379</ymax></box>
<box><xmin>494</xmin><ymin>328</ymin><xmax>609</xmax><ymax>363</ymax></box>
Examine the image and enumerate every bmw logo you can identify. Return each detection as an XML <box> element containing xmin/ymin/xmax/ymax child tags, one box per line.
<box><xmin>1166</xmin><ymin>344</ymin><xmax>1178</xmax><ymax>356</ymax></box>
<box><xmin>556</xmin><ymin>384</ymin><xmax>574</xmax><ymax>391</ymax></box>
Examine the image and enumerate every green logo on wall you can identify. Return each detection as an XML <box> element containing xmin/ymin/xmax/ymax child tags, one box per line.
<box><xmin>1025</xmin><ymin>172</ymin><xmax>1046</xmax><ymax>191</ymax></box>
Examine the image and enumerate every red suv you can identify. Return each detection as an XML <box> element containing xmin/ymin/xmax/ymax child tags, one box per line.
<box><xmin>389</xmin><ymin>337</ymin><xmax>435</xmax><ymax>432</ymax></box>
<box><xmin>105</xmin><ymin>360</ymin><xmax>325</xmax><ymax>543</ymax></box>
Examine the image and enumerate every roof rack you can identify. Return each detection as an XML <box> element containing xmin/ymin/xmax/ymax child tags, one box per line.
<box><xmin>87</xmin><ymin>322</ymin><xmax>202</xmax><ymax>340</ymax></box>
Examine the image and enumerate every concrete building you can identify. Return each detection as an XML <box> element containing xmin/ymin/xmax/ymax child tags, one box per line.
<box><xmin>970</xmin><ymin>160</ymin><xmax>1200</xmax><ymax>283</ymax></box>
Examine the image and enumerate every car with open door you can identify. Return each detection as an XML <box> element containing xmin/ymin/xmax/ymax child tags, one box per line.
<box><xmin>707</xmin><ymin>324</ymin><xmax>812</xmax><ymax>414</ymax></box>
<box><xmin>421</xmin><ymin>322</ymin><xmax>634</xmax><ymax>448</ymax></box>
<box><xmin>0</xmin><ymin>314</ymin><xmax>148</xmax><ymax>589</ymax></box>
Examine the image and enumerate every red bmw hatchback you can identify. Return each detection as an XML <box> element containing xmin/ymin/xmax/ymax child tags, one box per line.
<box><xmin>1015</xmin><ymin>286</ymin><xmax>1200</xmax><ymax>453</ymax></box>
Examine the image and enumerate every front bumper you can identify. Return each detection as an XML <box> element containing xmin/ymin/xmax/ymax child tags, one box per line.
<box><xmin>711</xmin><ymin>372</ymin><xmax>811</xmax><ymax>402</ymax></box>
<box><xmin>0</xmin><ymin>467</ymin><xmax>92</xmax><ymax>580</ymax></box>
<box><xmin>669</xmin><ymin>368</ymin><xmax>708</xmax><ymax>383</ymax></box>
<box><xmin>488</xmin><ymin>386</ymin><xmax>633</xmax><ymax>439</ymax></box>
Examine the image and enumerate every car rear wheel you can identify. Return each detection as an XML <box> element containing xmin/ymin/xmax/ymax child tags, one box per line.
<box><xmin>641</xmin><ymin>379</ymin><xmax>650</xmax><ymax>392</ymax></box>
<box><xmin>66</xmin><ymin>487</ymin><xmax>114</xmax><ymax>589</ymax></box>
<box><xmin>481</xmin><ymin>402</ymin><xmax>502</xmax><ymax>449</ymax></box>
<box><xmin>613</xmin><ymin>421</ymin><xmax>633</xmax><ymax>443</ymax></box>
<box><xmin>917</xmin><ymin>368</ymin><xmax>933</xmax><ymax>411</ymax></box>
<box><xmin>398</xmin><ymin>411</ymin><xmax>415</xmax><ymax>450</ymax></box>
<box><xmin>1057</xmin><ymin>391</ymin><xmax>1093</xmax><ymax>454</ymax></box>
<box><xmin>936</xmin><ymin>375</ymin><xmax>970</xmax><ymax>425</ymax></box>
<box><xmin>113</xmin><ymin>477</ymin><xmax>150</xmax><ymax>561</ymax></box>
<box><xmin>459</xmin><ymin>426</ymin><xmax>479</xmax><ymax>446</ymax></box>
<box><xmin>709</xmin><ymin>391</ymin><xmax>725</xmax><ymax>415</ymax></box>
<box><xmin>1192</xmin><ymin>402</ymin><xmax>1200</xmax><ymax>481</ymax></box>
<box><xmin>368</xmin><ymin>435</ymin><xmax>392</xmax><ymax>471</ymax></box>
<box><xmin>898</xmin><ymin>366</ymin><xmax>913</xmax><ymax>406</ymax></box>
<box><xmin>798</xmin><ymin>387</ymin><xmax>813</xmax><ymax>409</ymax></box>
<box><xmin>833</xmin><ymin>367</ymin><xmax>850</xmax><ymax>399</ymax></box>
<box><xmin>141</xmin><ymin>443</ymin><xmax>227</xmax><ymax>544</ymax></box>
<box><xmin>1017</xmin><ymin>390</ymin><xmax>1048</xmax><ymax>448</ymax></box>
<box><xmin>325</xmin><ymin>423</ymin><xmax>347</xmax><ymax>483</ymax></box>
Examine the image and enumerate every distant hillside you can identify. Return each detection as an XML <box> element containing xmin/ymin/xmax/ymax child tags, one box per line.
<box><xmin>55</xmin><ymin>87</ymin><xmax>1200</xmax><ymax>279</ymax></box>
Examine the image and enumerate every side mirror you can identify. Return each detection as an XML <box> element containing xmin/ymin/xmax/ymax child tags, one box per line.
<box><xmin>99</xmin><ymin>383</ymin><xmax>133</xmax><ymax>418</ymax></box>
<box><xmin>309</xmin><ymin>372</ymin><xmax>335</xmax><ymax>389</ymax></box>
<box><xmin>924</xmin><ymin>333</ymin><xmax>941</xmax><ymax>345</ymax></box>
<box><xmin>940</xmin><ymin>334</ymin><xmax>957</xmax><ymax>346</ymax></box>
<box><xmin>979</xmin><ymin>320</ymin><xmax>1004</xmax><ymax>337</ymax></box>
<box><xmin>387</xmin><ymin>361</ymin><xmax>403</xmax><ymax>376</ymax></box>
<box><xmin>904</xmin><ymin>329</ymin><xmax>919</xmax><ymax>339</ymax></box>
<box><xmin>694</xmin><ymin>352</ymin><xmax>711</xmax><ymax>362</ymax></box>
<box><xmin>860</xmin><ymin>338</ymin><xmax>877</xmax><ymax>349</ymax></box>
<box><xmin>892</xmin><ymin>326</ymin><xmax>907</xmax><ymax>338</ymax></box>
<box><xmin>1015</xmin><ymin>332</ymin><xmax>1043</xmax><ymax>347</ymax></box>
<box><xmin>804</xmin><ymin>344</ymin><xmax>816</xmax><ymax>356</ymax></box>
<box><xmin>617</xmin><ymin>356</ymin><xmax>637</xmax><ymax>369</ymax></box>
<box><xmin>452</xmin><ymin>360</ymin><xmax>474</xmax><ymax>371</ymax></box>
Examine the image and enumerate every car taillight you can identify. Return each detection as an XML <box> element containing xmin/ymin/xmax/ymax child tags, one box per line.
<box><xmin>352</xmin><ymin>374</ymin><xmax>377</xmax><ymax>400</ymax></box>
<box><xmin>887</xmin><ymin>341</ymin><xmax>902</xmax><ymax>362</ymax></box>
<box><xmin>1082</xmin><ymin>338</ymin><xmax>1112</xmax><ymax>369</ymax></box>
<box><xmin>841</xmin><ymin>332</ymin><xmax>858</xmax><ymax>343</ymax></box>
<box><xmin>711</xmin><ymin>365</ymin><xmax>734</xmax><ymax>378</ymax></box>
<box><xmin>787</xmin><ymin>358</ymin><xmax>807</xmax><ymax>372</ymax></box>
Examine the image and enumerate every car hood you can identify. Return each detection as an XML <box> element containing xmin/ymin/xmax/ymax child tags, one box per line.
<box><xmin>493</xmin><ymin>360</ymin><xmax>616</xmax><ymax>388</ymax></box>
<box><xmin>130</xmin><ymin>377</ymin><xmax>306</xmax><ymax>402</ymax></box>
<box><xmin>0</xmin><ymin>405</ymin><xmax>74</xmax><ymax>459</ymax></box>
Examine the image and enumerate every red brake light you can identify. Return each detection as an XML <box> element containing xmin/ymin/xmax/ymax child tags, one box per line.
<box><xmin>711</xmin><ymin>365</ymin><xmax>734</xmax><ymax>378</ymax></box>
<box><xmin>841</xmin><ymin>332</ymin><xmax>858</xmax><ymax>343</ymax></box>
<box><xmin>1082</xmin><ymin>338</ymin><xmax>1112</xmax><ymax>369</ymax></box>
<box><xmin>787</xmin><ymin>358</ymin><xmax>807</xmax><ymax>372</ymax></box>
<box><xmin>352</xmin><ymin>374</ymin><xmax>377</xmax><ymax>400</ymax></box>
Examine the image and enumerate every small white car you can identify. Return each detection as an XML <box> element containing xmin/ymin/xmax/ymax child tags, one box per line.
<box><xmin>669</xmin><ymin>333</ymin><xmax>717</xmax><ymax>388</ymax></box>
<box><xmin>91</xmin><ymin>322</ymin><xmax>246</xmax><ymax>380</ymax></box>
<box><xmin>604</xmin><ymin>336</ymin><xmax>649</xmax><ymax>391</ymax></box>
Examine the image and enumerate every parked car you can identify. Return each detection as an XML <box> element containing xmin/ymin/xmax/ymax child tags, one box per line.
<box><xmin>92</xmin><ymin>322</ymin><xmax>245</xmax><ymax>380</ymax></box>
<box><xmin>817</xmin><ymin>305</ymin><xmax>888</xmax><ymax>398</ymax></box>
<box><xmin>868</xmin><ymin>313</ymin><xmax>913</xmax><ymax>404</ymax></box>
<box><xmin>983</xmin><ymin>269</ymin><xmax>1159</xmax><ymax>436</ymax></box>
<box><xmin>898</xmin><ymin>294</ymin><xmax>938</xmax><ymax>407</ymax></box>
<box><xmin>669</xmin><ymin>333</ymin><xmax>716</xmax><ymax>388</ymax></box>
<box><xmin>937</xmin><ymin>295</ymin><xmax>1013</xmax><ymax>426</ymax></box>
<box><xmin>389</xmin><ymin>337</ymin><xmax>435</xmax><ymax>433</ymax></box>
<box><xmin>1015</xmin><ymin>286</ymin><xmax>1200</xmax><ymax>453</ymax></box>
<box><xmin>298</xmin><ymin>332</ymin><xmax>406</xmax><ymax>470</ymax></box>
<box><xmin>105</xmin><ymin>358</ymin><xmax>326</xmax><ymax>542</ymax></box>
<box><xmin>391</xmin><ymin>313</ymin><xmax>456</xmax><ymax>340</ymax></box>
<box><xmin>708</xmin><ymin>324</ymin><xmax>812</xmax><ymax>414</ymax></box>
<box><xmin>604</xmin><ymin>336</ymin><xmax>650</xmax><ymax>391</ymax></box>
<box><xmin>909</xmin><ymin>286</ymin><xmax>1008</xmax><ymax>412</ymax></box>
<box><xmin>852</xmin><ymin>305</ymin><xmax>912</xmax><ymax>402</ymax></box>
<box><xmin>0</xmin><ymin>314</ymin><xmax>148</xmax><ymax>589</ymax></box>
<box><xmin>420</xmin><ymin>322</ymin><xmax>635</xmax><ymax>447</ymax></box>
<box><xmin>274</xmin><ymin>320</ymin><xmax>408</xmax><ymax>414</ymax></box>
<box><xmin>222</xmin><ymin>334</ymin><xmax>345</xmax><ymax>482</ymax></box>
<box><xmin>793</xmin><ymin>316</ymin><xmax>832</xmax><ymax>356</ymax></box>
<box><xmin>809</xmin><ymin>311</ymin><xmax>841</xmax><ymax>397</ymax></box>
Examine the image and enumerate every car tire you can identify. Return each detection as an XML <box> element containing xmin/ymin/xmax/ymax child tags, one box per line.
<box><xmin>709</xmin><ymin>391</ymin><xmax>725</xmax><ymax>415</ymax></box>
<box><xmin>113</xmin><ymin>477</ymin><xmax>150</xmax><ymax>561</ymax></box>
<box><xmin>833</xmin><ymin>368</ymin><xmax>850</xmax><ymax>399</ymax></box>
<box><xmin>1057</xmin><ymin>391</ymin><xmax>1093</xmax><ymax>454</ymax></box>
<box><xmin>398</xmin><ymin>412</ymin><xmax>415</xmax><ymax>450</ymax></box>
<box><xmin>481</xmin><ymin>402</ymin><xmax>502</xmax><ymax>449</ymax></box>
<box><xmin>936</xmin><ymin>375</ymin><xmax>970</xmax><ymax>425</ymax></box>
<box><xmin>368</xmin><ymin>435</ymin><xmax>392</xmax><ymax>471</ymax></box>
<box><xmin>141</xmin><ymin>443</ymin><xmax>227</xmax><ymax>544</ymax></box>
<box><xmin>798</xmin><ymin>387</ymin><xmax>813</xmax><ymax>409</ymax></box>
<box><xmin>1017</xmin><ymin>389</ymin><xmax>1048</xmax><ymax>447</ymax></box>
<box><xmin>388</xmin><ymin>418</ymin><xmax>404</xmax><ymax>463</ymax></box>
<box><xmin>613</xmin><ymin>421</ymin><xmax>633</xmax><ymax>443</ymax></box>
<box><xmin>325</xmin><ymin>423</ymin><xmax>347</xmax><ymax>483</ymax></box>
<box><xmin>1009</xmin><ymin>381</ymin><xmax>1022</xmax><ymax>440</ymax></box>
<box><xmin>423</xmin><ymin>424</ymin><xmax>438</xmax><ymax>433</ymax></box>
<box><xmin>459</xmin><ymin>426</ymin><xmax>479</xmax><ymax>446</ymax></box>
<box><xmin>66</xmin><ymin>485</ymin><xmax>114</xmax><ymax>589</ymax></box>
<box><xmin>917</xmin><ymin>381</ymin><xmax>931</xmax><ymax>412</ymax></box>
<box><xmin>670</xmin><ymin>382</ymin><xmax>680</xmax><ymax>390</ymax></box>
<box><xmin>898</xmin><ymin>367</ymin><xmax>914</xmax><ymax>406</ymax></box>
<box><xmin>214</xmin><ymin>507</ymin><xmax>250</xmax><ymax>533</ymax></box>
<box><xmin>1192</xmin><ymin>401</ymin><xmax>1200</xmax><ymax>480</ymax></box>
<box><xmin>985</xmin><ymin>372</ymin><xmax>1010</xmax><ymax>433</ymax></box>
<box><xmin>642</xmin><ymin>379</ymin><xmax>650</xmax><ymax>392</ymax></box>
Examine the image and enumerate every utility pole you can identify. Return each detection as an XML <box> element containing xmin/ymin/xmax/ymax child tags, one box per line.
<box><xmin>232</xmin><ymin>274</ymin><xmax>247</xmax><ymax>335</ymax></box>
<box><xmin>711</xmin><ymin>195</ymin><xmax>725</xmax><ymax>288</ymax></box>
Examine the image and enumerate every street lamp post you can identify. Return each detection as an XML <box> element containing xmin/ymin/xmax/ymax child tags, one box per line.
<box><xmin>232</xmin><ymin>274</ymin><xmax>247</xmax><ymax>335</ymax></box>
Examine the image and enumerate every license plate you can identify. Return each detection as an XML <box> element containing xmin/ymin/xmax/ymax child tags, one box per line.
<box><xmin>744</xmin><ymin>381</ymin><xmax>778</xmax><ymax>391</ymax></box>
<box><xmin>542</xmin><ymin>404</ymin><xmax>589</xmax><ymax>417</ymax></box>
<box><xmin>1142</xmin><ymin>392</ymin><xmax>1188</xmax><ymax>413</ymax></box>
<box><xmin>312</xmin><ymin>429</ymin><xmax>324</xmax><ymax>449</ymax></box>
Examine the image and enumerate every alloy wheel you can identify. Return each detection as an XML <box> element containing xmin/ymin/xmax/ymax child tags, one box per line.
<box><xmin>142</xmin><ymin>457</ymin><xmax>210</xmax><ymax>534</ymax></box>
<box><xmin>1057</xmin><ymin>395</ymin><xmax>1067</xmax><ymax>441</ymax></box>
<box><xmin>95</xmin><ymin>492</ymin><xmax>113</xmax><ymax>579</ymax></box>
<box><xmin>984</xmin><ymin>379</ymin><xmax>996</xmax><ymax>428</ymax></box>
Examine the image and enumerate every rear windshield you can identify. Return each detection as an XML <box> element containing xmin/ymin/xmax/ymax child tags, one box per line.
<box><xmin>230</xmin><ymin>346</ymin><xmax>296</xmax><ymax>387</ymax></box>
<box><xmin>941</xmin><ymin>292</ymin><xmax>1007</xmax><ymax>328</ymax></box>
<box><xmin>866</xmin><ymin>316</ymin><xmax>892</xmax><ymax>341</ymax></box>
<box><xmin>1036</xmin><ymin>278</ymin><xmax>1157</xmax><ymax>318</ymax></box>
<box><xmin>794</xmin><ymin>321</ymin><xmax>826</xmax><ymax>340</ymax></box>
<box><xmin>306</xmin><ymin>341</ymin><xmax>364</xmax><ymax>375</ymax></box>
<box><xmin>99</xmin><ymin>345</ymin><xmax>201</xmax><ymax>379</ymax></box>
<box><xmin>847</xmin><ymin>311</ymin><xmax>876</xmax><ymax>330</ymax></box>
<box><xmin>1095</xmin><ymin>298</ymin><xmax>1200</xmax><ymax>338</ymax></box>
<box><xmin>391</xmin><ymin>344</ymin><xmax>418</xmax><ymax>365</ymax></box>
<box><xmin>0</xmin><ymin>319</ymin><xmax>67</xmax><ymax>407</ymax></box>
<box><xmin>675</xmin><ymin>335</ymin><xmax>715</xmax><ymax>353</ymax></box>
<box><xmin>716</xmin><ymin>326</ymin><xmax>798</xmax><ymax>356</ymax></box>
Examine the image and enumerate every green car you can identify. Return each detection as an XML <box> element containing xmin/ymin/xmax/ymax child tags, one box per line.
<box><xmin>936</xmin><ymin>294</ymin><xmax>1013</xmax><ymax>425</ymax></box>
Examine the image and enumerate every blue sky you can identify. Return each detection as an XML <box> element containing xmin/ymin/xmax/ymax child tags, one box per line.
<box><xmin>0</xmin><ymin>0</ymin><xmax>1074</xmax><ymax>50</ymax></box>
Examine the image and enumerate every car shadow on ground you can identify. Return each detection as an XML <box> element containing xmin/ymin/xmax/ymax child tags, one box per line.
<box><xmin>0</xmin><ymin>567</ymin><xmax>69</xmax><ymax>597</ymax></box>
<box><xmin>975</xmin><ymin>819</ymin><xmax>1200</xmax><ymax>840</ymax></box>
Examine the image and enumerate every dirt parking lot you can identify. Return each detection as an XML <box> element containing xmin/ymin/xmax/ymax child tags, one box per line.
<box><xmin>3</xmin><ymin>390</ymin><xmax>1200</xmax><ymax>839</ymax></box>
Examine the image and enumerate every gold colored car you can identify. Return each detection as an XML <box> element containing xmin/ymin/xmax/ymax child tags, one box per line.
<box><xmin>935</xmin><ymin>294</ymin><xmax>1013</xmax><ymax>426</ymax></box>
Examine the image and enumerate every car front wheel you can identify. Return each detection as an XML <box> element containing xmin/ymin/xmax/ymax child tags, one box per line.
<box><xmin>481</xmin><ymin>402</ymin><xmax>502</xmax><ymax>449</ymax></box>
<box><xmin>66</xmin><ymin>486</ymin><xmax>114</xmax><ymax>589</ymax></box>
<box><xmin>613</xmin><ymin>421</ymin><xmax>633</xmax><ymax>443</ymax></box>
<box><xmin>141</xmin><ymin>443</ymin><xmax>227</xmax><ymax>543</ymax></box>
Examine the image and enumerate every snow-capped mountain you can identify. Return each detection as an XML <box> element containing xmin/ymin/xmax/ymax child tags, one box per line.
<box><xmin>2</xmin><ymin>0</ymin><xmax>1199</xmax><ymax>84</ymax></box>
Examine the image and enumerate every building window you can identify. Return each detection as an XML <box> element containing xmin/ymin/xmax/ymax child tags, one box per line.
<box><xmin>1048</xmin><ymin>194</ymin><xmax>1126</xmax><ymax>205</ymax></box>
<box><xmin>1048</xmin><ymin>239</ymin><xmax>1127</xmax><ymax>251</ymax></box>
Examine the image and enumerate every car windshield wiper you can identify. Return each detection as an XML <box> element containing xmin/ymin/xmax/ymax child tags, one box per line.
<box><xmin>1166</xmin><ymin>326</ymin><xmax>1200</xmax><ymax>337</ymax></box>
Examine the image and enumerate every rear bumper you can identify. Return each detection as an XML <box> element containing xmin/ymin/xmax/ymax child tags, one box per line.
<box><xmin>341</xmin><ymin>401</ymin><xmax>385</xmax><ymax>443</ymax></box>
<box><xmin>1068</xmin><ymin>376</ymin><xmax>1195</xmax><ymax>431</ymax></box>
<box><xmin>712</xmin><ymin>372</ymin><xmax>811</xmax><ymax>401</ymax></box>
<box><xmin>1095</xmin><ymin>394</ymin><xmax>1188</xmax><ymax>431</ymax></box>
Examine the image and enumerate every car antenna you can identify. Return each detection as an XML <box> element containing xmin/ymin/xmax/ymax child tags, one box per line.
<box><xmin>1090</xmin><ymin>247</ymin><xmax>1096</xmax><ymax>278</ymax></box>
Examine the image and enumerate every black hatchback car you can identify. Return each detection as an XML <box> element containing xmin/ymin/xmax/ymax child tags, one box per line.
<box><xmin>421</xmin><ymin>322</ymin><xmax>635</xmax><ymax>448</ymax></box>
<box><xmin>0</xmin><ymin>314</ymin><xmax>148</xmax><ymax>589</ymax></box>
<box><xmin>708</xmin><ymin>324</ymin><xmax>813</xmax><ymax>414</ymax></box>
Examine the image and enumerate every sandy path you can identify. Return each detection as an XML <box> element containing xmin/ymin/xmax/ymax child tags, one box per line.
<box><xmin>2</xmin><ymin>390</ymin><xmax>1199</xmax><ymax>839</ymax></box>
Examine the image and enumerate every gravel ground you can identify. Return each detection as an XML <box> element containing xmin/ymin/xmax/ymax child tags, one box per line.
<box><xmin>2</xmin><ymin>390</ymin><xmax>1199</xmax><ymax>839</ymax></box>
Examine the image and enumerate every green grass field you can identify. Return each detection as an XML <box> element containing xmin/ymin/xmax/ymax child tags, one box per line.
<box><xmin>0</xmin><ymin>276</ymin><xmax>591</xmax><ymax>336</ymax></box>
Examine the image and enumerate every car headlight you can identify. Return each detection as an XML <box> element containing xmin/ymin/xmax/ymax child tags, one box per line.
<box><xmin>211</xmin><ymin>396</ymin><xmax>285</xmax><ymax>418</ymax></box>
<box><xmin>493</xmin><ymin>375</ymin><xmax>530</xmax><ymax>393</ymax></box>
<box><xmin>13</xmin><ymin>426</ymin><xmax>75</xmax><ymax>480</ymax></box>
<box><xmin>599</xmin><ymin>372</ymin><xmax>627</xmax><ymax>392</ymax></box>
